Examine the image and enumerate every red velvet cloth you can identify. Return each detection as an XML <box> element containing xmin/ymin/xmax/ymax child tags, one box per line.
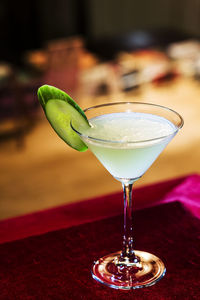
<box><xmin>0</xmin><ymin>175</ymin><xmax>200</xmax><ymax>299</ymax></box>
<box><xmin>0</xmin><ymin>176</ymin><xmax>185</xmax><ymax>244</ymax></box>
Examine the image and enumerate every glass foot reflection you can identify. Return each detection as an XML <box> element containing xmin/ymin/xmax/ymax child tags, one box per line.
<box><xmin>92</xmin><ymin>250</ymin><xmax>166</xmax><ymax>290</ymax></box>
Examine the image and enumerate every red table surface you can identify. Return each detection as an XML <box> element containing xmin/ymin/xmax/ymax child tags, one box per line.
<box><xmin>0</xmin><ymin>175</ymin><xmax>187</xmax><ymax>244</ymax></box>
<box><xmin>0</xmin><ymin>174</ymin><xmax>200</xmax><ymax>299</ymax></box>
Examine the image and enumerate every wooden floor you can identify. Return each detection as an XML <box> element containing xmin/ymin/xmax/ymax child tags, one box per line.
<box><xmin>1</xmin><ymin>78</ymin><xmax>200</xmax><ymax>220</ymax></box>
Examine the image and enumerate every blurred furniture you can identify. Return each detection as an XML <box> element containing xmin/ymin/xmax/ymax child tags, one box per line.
<box><xmin>43</xmin><ymin>37</ymin><xmax>98</xmax><ymax>95</ymax></box>
<box><xmin>0</xmin><ymin>66</ymin><xmax>41</xmax><ymax>147</ymax></box>
<box><xmin>87</xmin><ymin>29</ymin><xmax>190</xmax><ymax>61</ymax></box>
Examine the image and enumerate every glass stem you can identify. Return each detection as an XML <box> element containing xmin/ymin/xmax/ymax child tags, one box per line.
<box><xmin>120</xmin><ymin>182</ymin><xmax>138</xmax><ymax>264</ymax></box>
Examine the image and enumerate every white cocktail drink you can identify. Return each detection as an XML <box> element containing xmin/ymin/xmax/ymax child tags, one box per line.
<box><xmin>80</xmin><ymin>112</ymin><xmax>176</xmax><ymax>180</ymax></box>
<box><xmin>38</xmin><ymin>84</ymin><xmax>184</xmax><ymax>290</ymax></box>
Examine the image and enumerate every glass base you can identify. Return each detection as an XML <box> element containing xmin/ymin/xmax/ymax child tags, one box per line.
<box><xmin>92</xmin><ymin>250</ymin><xmax>166</xmax><ymax>290</ymax></box>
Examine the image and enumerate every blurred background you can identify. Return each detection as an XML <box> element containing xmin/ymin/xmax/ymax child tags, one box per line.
<box><xmin>0</xmin><ymin>0</ymin><xmax>200</xmax><ymax>220</ymax></box>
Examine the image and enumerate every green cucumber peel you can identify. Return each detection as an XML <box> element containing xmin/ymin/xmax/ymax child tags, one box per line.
<box><xmin>37</xmin><ymin>85</ymin><xmax>90</xmax><ymax>152</ymax></box>
<box><xmin>37</xmin><ymin>84</ymin><xmax>88</xmax><ymax>123</ymax></box>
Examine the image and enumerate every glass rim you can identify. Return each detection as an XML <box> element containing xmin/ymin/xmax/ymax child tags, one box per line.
<box><xmin>71</xmin><ymin>101</ymin><xmax>184</xmax><ymax>145</ymax></box>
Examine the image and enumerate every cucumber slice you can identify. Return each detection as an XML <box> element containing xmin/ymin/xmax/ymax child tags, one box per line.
<box><xmin>45</xmin><ymin>99</ymin><xmax>89</xmax><ymax>152</ymax></box>
<box><xmin>38</xmin><ymin>85</ymin><xmax>87</xmax><ymax>122</ymax></box>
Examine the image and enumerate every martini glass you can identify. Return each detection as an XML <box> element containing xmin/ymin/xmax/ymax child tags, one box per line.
<box><xmin>71</xmin><ymin>102</ymin><xmax>183</xmax><ymax>289</ymax></box>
